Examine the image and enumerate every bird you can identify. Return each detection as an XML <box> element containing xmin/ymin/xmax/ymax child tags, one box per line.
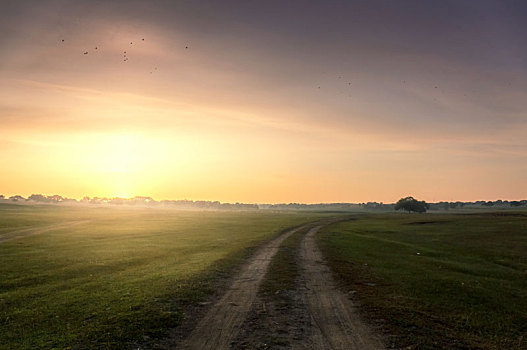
<box><xmin>61</xmin><ymin>39</ymin><xmax>64</xmax><ymax>42</ymax></box>
<box><xmin>130</xmin><ymin>42</ymin><xmax>133</xmax><ymax>44</ymax></box>
<box><xmin>142</xmin><ymin>38</ymin><xmax>145</xmax><ymax>41</ymax></box>
<box><xmin>95</xmin><ymin>47</ymin><xmax>98</xmax><ymax>50</ymax></box>
<box><xmin>185</xmin><ymin>46</ymin><xmax>188</xmax><ymax>49</ymax></box>
<box><xmin>84</xmin><ymin>51</ymin><xmax>88</xmax><ymax>55</ymax></box>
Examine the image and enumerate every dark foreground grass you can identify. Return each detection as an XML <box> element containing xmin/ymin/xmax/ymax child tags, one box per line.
<box><xmin>318</xmin><ymin>212</ymin><xmax>527</xmax><ymax>349</ymax></box>
<box><xmin>0</xmin><ymin>204</ymin><xmax>323</xmax><ymax>349</ymax></box>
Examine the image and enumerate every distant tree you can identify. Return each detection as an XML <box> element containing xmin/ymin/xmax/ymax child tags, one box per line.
<box><xmin>9</xmin><ymin>195</ymin><xmax>25</xmax><ymax>202</ymax></box>
<box><xmin>28</xmin><ymin>194</ymin><xmax>48</xmax><ymax>202</ymax></box>
<box><xmin>47</xmin><ymin>195</ymin><xmax>64</xmax><ymax>203</ymax></box>
<box><xmin>395</xmin><ymin>196</ymin><xmax>429</xmax><ymax>213</ymax></box>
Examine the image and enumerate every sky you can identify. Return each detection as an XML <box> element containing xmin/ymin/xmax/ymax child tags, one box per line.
<box><xmin>1</xmin><ymin>0</ymin><xmax>526</xmax><ymax>203</ymax></box>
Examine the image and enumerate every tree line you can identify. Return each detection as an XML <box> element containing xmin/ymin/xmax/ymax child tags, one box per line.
<box><xmin>1</xmin><ymin>194</ymin><xmax>526</xmax><ymax>212</ymax></box>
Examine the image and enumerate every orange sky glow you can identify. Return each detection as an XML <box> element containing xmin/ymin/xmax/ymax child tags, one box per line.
<box><xmin>1</xmin><ymin>1</ymin><xmax>526</xmax><ymax>203</ymax></box>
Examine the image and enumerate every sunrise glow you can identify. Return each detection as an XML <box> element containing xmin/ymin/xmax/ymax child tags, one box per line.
<box><xmin>1</xmin><ymin>1</ymin><xmax>526</xmax><ymax>203</ymax></box>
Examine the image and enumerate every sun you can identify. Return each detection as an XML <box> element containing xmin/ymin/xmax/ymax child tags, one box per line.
<box><xmin>78</xmin><ymin>133</ymin><xmax>157</xmax><ymax>197</ymax></box>
<box><xmin>93</xmin><ymin>134</ymin><xmax>143</xmax><ymax>174</ymax></box>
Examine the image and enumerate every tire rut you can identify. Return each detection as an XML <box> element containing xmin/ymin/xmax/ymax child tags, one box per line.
<box><xmin>179</xmin><ymin>223</ymin><xmax>314</xmax><ymax>350</ymax></box>
<box><xmin>300</xmin><ymin>225</ymin><xmax>384</xmax><ymax>350</ymax></box>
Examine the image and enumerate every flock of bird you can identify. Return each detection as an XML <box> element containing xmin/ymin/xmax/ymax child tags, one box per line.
<box><xmin>59</xmin><ymin>37</ymin><xmax>446</xmax><ymax>97</ymax></box>
<box><xmin>317</xmin><ymin>75</ymin><xmax>356</xmax><ymax>98</ymax></box>
<box><xmin>60</xmin><ymin>37</ymin><xmax>190</xmax><ymax>75</ymax></box>
<box><xmin>318</xmin><ymin>74</ymin><xmax>445</xmax><ymax>100</ymax></box>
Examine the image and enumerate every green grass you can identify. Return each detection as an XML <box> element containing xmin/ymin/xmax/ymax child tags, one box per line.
<box><xmin>318</xmin><ymin>212</ymin><xmax>527</xmax><ymax>349</ymax></box>
<box><xmin>0</xmin><ymin>204</ymin><xmax>323</xmax><ymax>349</ymax></box>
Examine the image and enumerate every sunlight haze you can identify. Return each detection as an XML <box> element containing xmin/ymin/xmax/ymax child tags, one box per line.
<box><xmin>1</xmin><ymin>0</ymin><xmax>526</xmax><ymax>203</ymax></box>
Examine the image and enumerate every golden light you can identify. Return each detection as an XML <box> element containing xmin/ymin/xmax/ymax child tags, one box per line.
<box><xmin>88</xmin><ymin>134</ymin><xmax>145</xmax><ymax>174</ymax></box>
<box><xmin>75</xmin><ymin>132</ymin><xmax>180</xmax><ymax>198</ymax></box>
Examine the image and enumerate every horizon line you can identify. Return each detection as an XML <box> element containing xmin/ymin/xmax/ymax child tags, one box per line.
<box><xmin>1</xmin><ymin>193</ymin><xmax>526</xmax><ymax>206</ymax></box>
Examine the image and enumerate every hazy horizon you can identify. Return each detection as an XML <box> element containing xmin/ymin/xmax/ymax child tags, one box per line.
<box><xmin>2</xmin><ymin>0</ymin><xmax>527</xmax><ymax>203</ymax></box>
<box><xmin>1</xmin><ymin>192</ymin><xmax>524</xmax><ymax>206</ymax></box>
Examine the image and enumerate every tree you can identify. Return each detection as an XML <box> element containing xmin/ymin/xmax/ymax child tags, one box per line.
<box><xmin>28</xmin><ymin>194</ymin><xmax>48</xmax><ymax>202</ymax></box>
<box><xmin>395</xmin><ymin>196</ymin><xmax>429</xmax><ymax>213</ymax></box>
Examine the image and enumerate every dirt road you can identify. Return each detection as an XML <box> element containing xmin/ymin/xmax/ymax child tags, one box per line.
<box><xmin>300</xmin><ymin>226</ymin><xmax>383</xmax><ymax>349</ymax></box>
<box><xmin>180</xmin><ymin>224</ymin><xmax>313</xmax><ymax>350</ymax></box>
<box><xmin>0</xmin><ymin>220</ymin><xmax>91</xmax><ymax>244</ymax></box>
<box><xmin>179</xmin><ymin>221</ymin><xmax>384</xmax><ymax>349</ymax></box>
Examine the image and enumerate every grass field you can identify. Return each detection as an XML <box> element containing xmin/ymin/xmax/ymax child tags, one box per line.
<box><xmin>318</xmin><ymin>212</ymin><xmax>527</xmax><ymax>349</ymax></box>
<box><xmin>0</xmin><ymin>203</ymin><xmax>323</xmax><ymax>349</ymax></box>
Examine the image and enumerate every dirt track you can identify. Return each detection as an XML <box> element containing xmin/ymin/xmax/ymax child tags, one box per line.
<box><xmin>300</xmin><ymin>226</ymin><xmax>383</xmax><ymax>349</ymax></box>
<box><xmin>0</xmin><ymin>220</ymin><xmax>91</xmax><ymax>244</ymax></box>
<box><xmin>179</xmin><ymin>222</ymin><xmax>384</xmax><ymax>349</ymax></box>
<box><xmin>180</xmin><ymin>224</ymin><xmax>311</xmax><ymax>350</ymax></box>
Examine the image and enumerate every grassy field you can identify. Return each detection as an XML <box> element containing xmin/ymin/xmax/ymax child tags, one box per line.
<box><xmin>0</xmin><ymin>203</ymin><xmax>323</xmax><ymax>349</ymax></box>
<box><xmin>318</xmin><ymin>212</ymin><xmax>527</xmax><ymax>349</ymax></box>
